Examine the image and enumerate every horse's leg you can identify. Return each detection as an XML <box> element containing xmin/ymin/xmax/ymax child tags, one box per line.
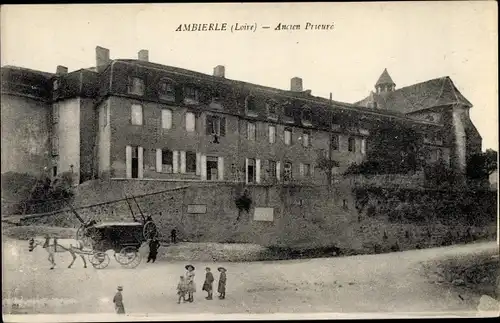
<box><xmin>80</xmin><ymin>253</ymin><xmax>87</xmax><ymax>268</ymax></box>
<box><xmin>68</xmin><ymin>250</ymin><xmax>76</xmax><ymax>268</ymax></box>
<box><xmin>48</xmin><ymin>253</ymin><xmax>55</xmax><ymax>270</ymax></box>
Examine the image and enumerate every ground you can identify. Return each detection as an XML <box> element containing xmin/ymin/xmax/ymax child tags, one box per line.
<box><xmin>2</xmin><ymin>237</ymin><xmax>498</xmax><ymax>318</ymax></box>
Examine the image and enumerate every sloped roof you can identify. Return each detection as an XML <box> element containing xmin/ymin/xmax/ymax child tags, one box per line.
<box><xmin>375</xmin><ymin>68</ymin><xmax>395</xmax><ymax>87</ymax></box>
<box><xmin>355</xmin><ymin>76</ymin><xmax>473</xmax><ymax>114</ymax></box>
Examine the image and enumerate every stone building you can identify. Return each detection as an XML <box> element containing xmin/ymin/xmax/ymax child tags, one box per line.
<box><xmin>1</xmin><ymin>46</ymin><xmax>482</xmax><ymax>186</ymax></box>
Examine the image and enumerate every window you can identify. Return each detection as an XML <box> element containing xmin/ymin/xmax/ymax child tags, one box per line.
<box><xmin>131</xmin><ymin>146</ymin><xmax>139</xmax><ymax>178</ymax></box>
<box><xmin>302</xmin><ymin>131</ymin><xmax>310</xmax><ymax>147</ymax></box>
<box><xmin>268</xmin><ymin>160</ymin><xmax>277</xmax><ymax>181</ymax></box>
<box><xmin>131</xmin><ymin>104</ymin><xmax>143</xmax><ymax>125</ymax></box>
<box><xmin>302</xmin><ymin>163</ymin><xmax>311</xmax><ymax>177</ymax></box>
<box><xmin>247</xmin><ymin>159</ymin><xmax>256</xmax><ymax>183</ymax></box>
<box><xmin>159</xmin><ymin>80</ymin><xmax>175</xmax><ymax>101</ymax></box>
<box><xmin>51</xmin><ymin>135</ymin><xmax>59</xmax><ymax>156</ymax></box>
<box><xmin>206</xmin><ymin>156</ymin><xmax>219</xmax><ymax>181</ymax></box>
<box><xmin>206</xmin><ymin>115</ymin><xmax>226</xmax><ymax>136</ymax></box>
<box><xmin>284</xmin><ymin>128</ymin><xmax>292</xmax><ymax>145</ymax></box>
<box><xmin>184</xmin><ymin>86</ymin><xmax>199</xmax><ymax>103</ymax></box>
<box><xmin>302</xmin><ymin>108</ymin><xmax>312</xmax><ymax>125</ymax></box>
<box><xmin>284</xmin><ymin>103</ymin><xmax>294</xmax><ymax>119</ymax></box>
<box><xmin>52</xmin><ymin>104</ymin><xmax>59</xmax><ymax>124</ymax></box>
<box><xmin>436</xmin><ymin>149</ymin><xmax>442</xmax><ymax>161</ymax></box>
<box><xmin>161</xmin><ymin>149</ymin><xmax>173</xmax><ymax>173</ymax></box>
<box><xmin>331</xmin><ymin>134</ymin><xmax>339</xmax><ymax>150</ymax></box>
<box><xmin>161</xmin><ymin>109</ymin><xmax>172</xmax><ymax>129</ymax></box>
<box><xmin>246</xmin><ymin>96</ymin><xmax>257</xmax><ymax>115</ymax></box>
<box><xmin>185</xmin><ymin>112</ymin><xmax>196</xmax><ymax>132</ymax></box>
<box><xmin>128</xmin><ymin>77</ymin><xmax>145</xmax><ymax>96</ymax></box>
<box><xmin>348</xmin><ymin>137</ymin><xmax>356</xmax><ymax>152</ymax></box>
<box><xmin>361</xmin><ymin>138</ymin><xmax>366</xmax><ymax>154</ymax></box>
<box><xmin>266</xmin><ymin>100</ymin><xmax>277</xmax><ymax>118</ymax></box>
<box><xmin>186</xmin><ymin>151</ymin><xmax>196</xmax><ymax>173</ymax></box>
<box><xmin>247</xmin><ymin>122</ymin><xmax>256</xmax><ymax>141</ymax></box>
<box><xmin>283</xmin><ymin>162</ymin><xmax>292</xmax><ymax>181</ymax></box>
<box><xmin>343</xmin><ymin>199</ymin><xmax>348</xmax><ymax>210</ymax></box>
<box><xmin>268</xmin><ymin>125</ymin><xmax>276</xmax><ymax>144</ymax></box>
<box><xmin>53</xmin><ymin>79</ymin><xmax>59</xmax><ymax>91</ymax></box>
<box><xmin>52</xmin><ymin>166</ymin><xmax>57</xmax><ymax>177</ymax></box>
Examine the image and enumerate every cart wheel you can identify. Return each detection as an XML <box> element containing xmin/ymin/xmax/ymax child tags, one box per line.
<box><xmin>114</xmin><ymin>246</ymin><xmax>138</xmax><ymax>265</ymax></box>
<box><xmin>89</xmin><ymin>252</ymin><xmax>110</xmax><ymax>269</ymax></box>
<box><xmin>121</xmin><ymin>252</ymin><xmax>142</xmax><ymax>269</ymax></box>
<box><xmin>143</xmin><ymin>221</ymin><xmax>158</xmax><ymax>240</ymax></box>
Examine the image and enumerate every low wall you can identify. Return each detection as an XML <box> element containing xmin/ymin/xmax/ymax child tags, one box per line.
<box><xmin>19</xmin><ymin>179</ymin><xmax>497</xmax><ymax>253</ymax></box>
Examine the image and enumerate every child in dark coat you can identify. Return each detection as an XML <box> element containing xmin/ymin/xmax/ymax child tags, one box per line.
<box><xmin>217</xmin><ymin>267</ymin><xmax>227</xmax><ymax>299</ymax></box>
<box><xmin>202</xmin><ymin>267</ymin><xmax>214</xmax><ymax>300</ymax></box>
<box><xmin>113</xmin><ymin>286</ymin><xmax>125</xmax><ymax>314</ymax></box>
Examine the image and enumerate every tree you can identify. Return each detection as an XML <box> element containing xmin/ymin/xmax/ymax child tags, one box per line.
<box><xmin>466</xmin><ymin>149</ymin><xmax>498</xmax><ymax>180</ymax></box>
<box><xmin>316</xmin><ymin>149</ymin><xmax>339</xmax><ymax>188</ymax></box>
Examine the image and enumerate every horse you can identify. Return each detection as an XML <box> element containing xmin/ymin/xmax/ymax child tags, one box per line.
<box><xmin>28</xmin><ymin>236</ymin><xmax>87</xmax><ymax>270</ymax></box>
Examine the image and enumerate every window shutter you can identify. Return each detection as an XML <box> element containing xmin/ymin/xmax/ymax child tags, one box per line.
<box><xmin>299</xmin><ymin>163</ymin><xmax>304</xmax><ymax>177</ymax></box>
<box><xmin>218</xmin><ymin>156</ymin><xmax>224</xmax><ymax>180</ymax></box>
<box><xmin>245</xmin><ymin>158</ymin><xmax>249</xmax><ymax>184</ymax></box>
<box><xmin>156</xmin><ymin>149</ymin><xmax>162</xmax><ymax>172</ymax></box>
<box><xmin>206</xmin><ymin>115</ymin><xmax>213</xmax><ymax>135</ymax></box>
<box><xmin>138</xmin><ymin>146</ymin><xmax>144</xmax><ymax>179</ymax></box>
<box><xmin>256</xmin><ymin>159</ymin><xmax>261</xmax><ymax>183</ymax></box>
<box><xmin>173</xmin><ymin>150</ymin><xmax>179</xmax><ymax>173</ymax></box>
<box><xmin>196</xmin><ymin>152</ymin><xmax>201</xmax><ymax>176</ymax></box>
<box><xmin>126</xmin><ymin>146</ymin><xmax>132</xmax><ymax>178</ymax></box>
<box><xmin>200</xmin><ymin>155</ymin><xmax>207</xmax><ymax>180</ymax></box>
<box><xmin>180</xmin><ymin>151</ymin><xmax>186</xmax><ymax>173</ymax></box>
<box><xmin>276</xmin><ymin>161</ymin><xmax>281</xmax><ymax>182</ymax></box>
<box><xmin>220</xmin><ymin>117</ymin><xmax>226</xmax><ymax>136</ymax></box>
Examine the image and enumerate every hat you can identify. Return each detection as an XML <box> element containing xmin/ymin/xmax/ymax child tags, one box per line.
<box><xmin>185</xmin><ymin>264</ymin><xmax>195</xmax><ymax>271</ymax></box>
<box><xmin>217</xmin><ymin>267</ymin><xmax>226</xmax><ymax>272</ymax></box>
<box><xmin>117</xmin><ymin>286</ymin><xmax>123</xmax><ymax>291</ymax></box>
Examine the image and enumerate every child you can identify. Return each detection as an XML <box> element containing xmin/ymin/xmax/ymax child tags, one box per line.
<box><xmin>217</xmin><ymin>267</ymin><xmax>227</xmax><ymax>300</ymax></box>
<box><xmin>202</xmin><ymin>267</ymin><xmax>214</xmax><ymax>300</ymax></box>
<box><xmin>176</xmin><ymin>276</ymin><xmax>187</xmax><ymax>304</ymax></box>
<box><xmin>185</xmin><ymin>264</ymin><xmax>196</xmax><ymax>302</ymax></box>
<box><xmin>113</xmin><ymin>286</ymin><xmax>125</xmax><ymax>314</ymax></box>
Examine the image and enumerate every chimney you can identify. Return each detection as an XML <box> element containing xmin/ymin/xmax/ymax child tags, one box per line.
<box><xmin>56</xmin><ymin>65</ymin><xmax>68</xmax><ymax>75</ymax></box>
<box><xmin>96</xmin><ymin>46</ymin><xmax>110</xmax><ymax>72</ymax></box>
<box><xmin>291</xmin><ymin>77</ymin><xmax>303</xmax><ymax>92</ymax></box>
<box><xmin>213</xmin><ymin>65</ymin><xmax>225</xmax><ymax>78</ymax></box>
<box><xmin>329</xmin><ymin>93</ymin><xmax>332</xmax><ymax>101</ymax></box>
<box><xmin>138</xmin><ymin>49</ymin><xmax>149</xmax><ymax>62</ymax></box>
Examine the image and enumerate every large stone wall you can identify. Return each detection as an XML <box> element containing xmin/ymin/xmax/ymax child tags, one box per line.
<box><xmin>20</xmin><ymin>179</ymin><xmax>497</xmax><ymax>253</ymax></box>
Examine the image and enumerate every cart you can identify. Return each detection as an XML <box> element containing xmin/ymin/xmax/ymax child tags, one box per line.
<box><xmin>64</xmin><ymin>195</ymin><xmax>158</xmax><ymax>269</ymax></box>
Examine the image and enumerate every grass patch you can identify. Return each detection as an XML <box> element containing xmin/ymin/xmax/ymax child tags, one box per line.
<box><xmin>421</xmin><ymin>250</ymin><xmax>499</xmax><ymax>299</ymax></box>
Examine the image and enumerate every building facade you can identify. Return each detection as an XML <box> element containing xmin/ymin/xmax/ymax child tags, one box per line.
<box><xmin>1</xmin><ymin>46</ymin><xmax>482</xmax><ymax>186</ymax></box>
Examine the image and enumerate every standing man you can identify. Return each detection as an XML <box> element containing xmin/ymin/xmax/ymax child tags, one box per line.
<box><xmin>147</xmin><ymin>237</ymin><xmax>160</xmax><ymax>263</ymax></box>
<box><xmin>171</xmin><ymin>228</ymin><xmax>177</xmax><ymax>244</ymax></box>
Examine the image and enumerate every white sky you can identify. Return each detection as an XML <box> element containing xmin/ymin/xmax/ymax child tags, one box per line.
<box><xmin>1</xmin><ymin>2</ymin><xmax>497</xmax><ymax>150</ymax></box>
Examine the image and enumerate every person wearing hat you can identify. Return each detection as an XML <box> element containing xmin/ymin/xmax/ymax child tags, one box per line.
<box><xmin>217</xmin><ymin>267</ymin><xmax>227</xmax><ymax>300</ymax></box>
<box><xmin>113</xmin><ymin>286</ymin><xmax>125</xmax><ymax>314</ymax></box>
<box><xmin>202</xmin><ymin>267</ymin><xmax>215</xmax><ymax>300</ymax></box>
<box><xmin>185</xmin><ymin>265</ymin><xmax>196</xmax><ymax>302</ymax></box>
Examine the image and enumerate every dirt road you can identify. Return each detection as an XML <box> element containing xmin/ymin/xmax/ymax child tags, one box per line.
<box><xmin>2</xmin><ymin>239</ymin><xmax>498</xmax><ymax>317</ymax></box>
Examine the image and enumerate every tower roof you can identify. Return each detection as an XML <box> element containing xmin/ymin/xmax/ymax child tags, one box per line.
<box><xmin>375</xmin><ymin>68</ymin><xmax>395</xmax><ymax>87</ymax></box>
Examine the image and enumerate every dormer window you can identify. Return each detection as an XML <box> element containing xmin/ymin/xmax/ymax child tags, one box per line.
<box><xmin>158</xmin><ymin>79</ymin><xmax>175</xmax><ymax>101</ymax></box>
<box><xmin>245</xmin><ymin>95</ymin><xmax>257</xmax><ymax>116</ymax></box>
<box><xmin>128</xmin><ymin>77</ymin><xmax>145</xmax><ymax>96</ymax></box>
<box><xmin>283</xmin><ymin>102</ymin><xmax>294</xmax><ymax>122</ymax></box>
<box><xmin>53</xmin><ymin>79</ymin><xmax>59</xmax><ymax>91</ymax></box>
<box><xmin>212</xmin><ymin>90</ymin><xmax>223</xmax><ymax>102</ymax></box>
<box><xmin>266</xmin><ymin>100</ymin><xmax>278</xmax><ymax>119</ymax></box>
<box><xmin>301</xmin><ymin>106</ymin><xmax>312</xmax><ymax>126</ymax></box>
<box><xmin>184</xmin><ymin>86</ymin><xmax>199</xmax><ymax>104</ymax></box>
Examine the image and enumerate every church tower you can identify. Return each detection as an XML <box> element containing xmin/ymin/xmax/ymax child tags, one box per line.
<box><xmin>375</xmin><ymin>68</ymin><xmax>396</xmax><ymax>94</ymax></box>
